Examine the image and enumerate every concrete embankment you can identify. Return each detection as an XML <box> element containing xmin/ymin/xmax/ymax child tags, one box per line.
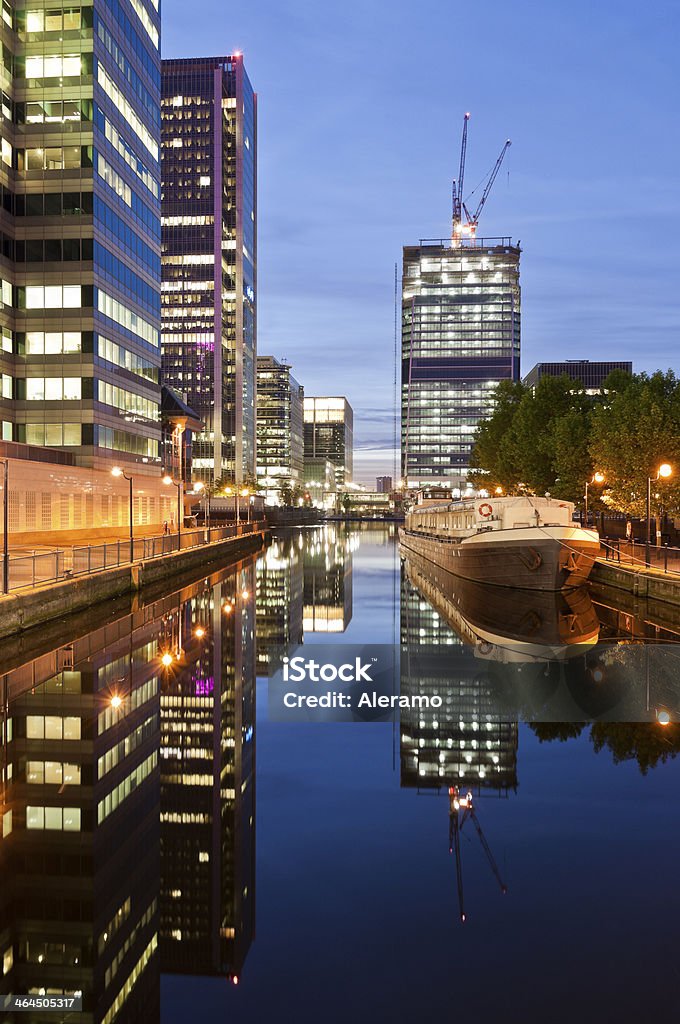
<box><xmin>591</xmin><ymin>556</ymin><xmax>680</xmax><ymax>609</ymax></box>
<box><xmin>0</xmin><ymin>530</ymin><xmax>268</xmax><ymax>640</ymax></box>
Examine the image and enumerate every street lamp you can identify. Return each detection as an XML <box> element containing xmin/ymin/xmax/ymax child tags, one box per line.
<box><xmin>163</xmin><ymin>475</ymin><xmax>182</xmax><ymax>544</ymax></box>
<box><xmin>111</xmin><ymin>466</ymin><xmax>134</xmax><ymax>563</ymax></box>
<box><xmin>646</xmin><ymin>462</ymin><xmax>672</xmax><ymax>566</ymax></box>
<box><xmin>584</xmin><ymin>471</ymin><xmax>605</xmax><ymax>529</ymax></box>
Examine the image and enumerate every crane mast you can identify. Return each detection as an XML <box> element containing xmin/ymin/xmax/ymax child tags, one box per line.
<box><xmin>451</xmin><ymin>113</ymin><xmax>511</xmax><ymax>244</ymax></box>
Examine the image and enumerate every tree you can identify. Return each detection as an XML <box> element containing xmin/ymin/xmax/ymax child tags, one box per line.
<box><xmin>469</xmin><ymin>375</ymin><xmax>597</xmax><ymax>501</ymax></box>
<box><xmin>590</xmin><ymin>722</ymin><xmax>680</xmax><ymax>775</ymax></box>
<box><xmin>589</xmin><ymin>370</ymin><xmax>680</xmax><ymax>516</ymax></box>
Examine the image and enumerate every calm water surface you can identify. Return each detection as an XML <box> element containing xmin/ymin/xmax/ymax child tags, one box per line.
<box><xmin>1</xmin><ymin>525</ymin><xmax>678</xmax><ymax>1024</ymax></box>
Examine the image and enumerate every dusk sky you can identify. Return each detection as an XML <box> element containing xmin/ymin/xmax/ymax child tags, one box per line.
<box><xmin>163</xmin><ymin>0</ymin><xmax>680</xmax><ymax>484</ymax></box>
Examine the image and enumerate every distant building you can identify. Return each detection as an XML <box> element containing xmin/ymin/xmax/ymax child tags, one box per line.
<box><xmin>304</xmin><ymin>397</ymin><xmax>353</xmax><ymax>489</ymax></box>
<box><xmin>255</xmin><ymin>534</ymin><xmax>304</xmax><ymax>670</ymax></box>
<box><xmin>338</xmin><ymin>490</ymin><xmax>393</xmax><ymax>516</ymax></box>
<box><xmin>376</xmin><ymin>476</ymin><xmax>393</xmax><ymax>493</ymax></box>
<box><xmin>523</xmin><ymin>360</ymin><xmax>632</xmax><ymax>394</ymax></box>
<box><xmin>256</xmin><ymin>357</ymin><xmax>304</xmax><ymax>504</ymax></box>
<box><xmin>402</xmin><ymin>237</ymin><xmax>521</xmax><ymax>491</ymax></box>
<box><xmin>161</xmin><ymin>55</ymin><xmax>257</xmax><ymax>486</ymax></box>
<box><xmin>303</xmin><ymin>525</ymin><xmax>353</xmax><ymax>633</ymax></box>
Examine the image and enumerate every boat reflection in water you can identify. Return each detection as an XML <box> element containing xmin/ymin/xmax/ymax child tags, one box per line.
<box><xmin>0</xmin><ymin>555</ymin><xmax>257</xmax><ymax>1023</ymax></box>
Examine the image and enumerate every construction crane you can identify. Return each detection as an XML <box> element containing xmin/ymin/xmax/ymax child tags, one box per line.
<box><xmin>448</xmin><ymin>786</ymin><xmax>507</xmax><ymax>923</ymax></box>
<box><xmin>451</xmin><ymin>113</ymin><xmax>511</xmax><ymax>243</ymax></box>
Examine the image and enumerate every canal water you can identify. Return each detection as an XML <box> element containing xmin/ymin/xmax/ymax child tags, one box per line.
<box><xmin>1</xmin><ymin>524</ymin><xmax>679</xmax><ymax>1023</ymax></box>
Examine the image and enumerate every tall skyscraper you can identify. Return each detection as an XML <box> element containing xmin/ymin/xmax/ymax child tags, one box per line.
<box><xmin>256</xmin><ymin>356</ymin><xmax>303</xmax><ymax>504</ymax></box>
<box><xmin>303</xmin><ymin>396</ymin><xmax>353</xmax><ymax>489</ymax></box>
<box><xmin>376</xmin><ymin>475</ymin><xmax>393</xmax><ymax>493</ymax></box>
<box><xmin>0</xmin><ymin>0</ymin><xmax>163</xmax><ymax>474</ymax></box>
<box><xmin>401</xmin><ymin>237</ymin><xmax>520</xmax><ymax>491</ymax></box>
<box><xmin>160</xmin><ymin>55</ymin><xmax>257</xmax><ymax>487</ymax></box>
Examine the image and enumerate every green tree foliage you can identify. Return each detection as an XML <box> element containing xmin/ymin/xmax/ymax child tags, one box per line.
<box><xmin>589</xmin><ymin>370</ymin><xmax>680</xmax><ymax>516</ymax></box>
<box><xmin>470</xmin><ymin>375</ymin><xmax>595</xmax><ymax>502</ymax></box>
<box><xmin>590</xmin><ymin>722</ymin><xmax>680</xmax><ymax>775</ymax></box>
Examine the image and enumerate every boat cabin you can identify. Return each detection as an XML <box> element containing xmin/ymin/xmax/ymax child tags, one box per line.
<box><xmin>406</xmin><ymin>495</ymin><xmax>575</xmax><ymax>539</ymax></box>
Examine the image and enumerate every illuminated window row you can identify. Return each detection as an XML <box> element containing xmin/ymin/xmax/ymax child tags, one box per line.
<box><xmin>24</xmin><ymin>423</ymin><xmax>82</xmax><ymax>446</ymax></box>
<box><xmin>127</xmin><ymin>0</ymin><xmax>158</xmax><ymax>47</ymax></box>
<box><xmin>101</xmin><ymin>936</ymin><xmax>158</xmax><ymax>1024</ymax></box>
<box><xmin>26</xmin><ymin>715</ymin><xmax>81</xmax><ymax>740</ymax></box>
<box><xmin>25</xmin><ymin>284</ymin><xmax>81</xmax><ymax>309</ymax></box>
<box><xmin>26</xmin><ymin>760</ymin><xmax>81</xmax><ymax>785</ymax></box>
<box><xmin>97</xmin><ymin>64</ymin><xmax>158</xmax><ymax>160</ymax></box>
<box><xmin>98</xmin><ymin>335</ymin><xmax>158</xmax><ymax>381</ymax></box>
<box><xmin>25</xmin><ymin>54</ymin><xmax>81</xmax><ymax>78</ymax></box>
<box><xmin>97</xmin><ymin>750</ymin><xmax>158</xmax><ymax>823</ymax></box>
<box><xmin>26</xmin><ymin>377</ymin><xmax>82</xmax><ymax>401</ymax></box>
<box><xmin>99</xmin><ymin>426</ymin><xmax>159</xmax><ymax>458</ymax></box>
<box><xmin>98</xmin><ymin>289</ymin><xmax>159</xmax><ymax>347</ymax></box>
<box><xmin>98</xmin><ymin>713</ymin><xmax>158</xmax><ymax>779</ymax></box>
<box><xmin>26</xmin><ymin>806</ymin><xmax>81</xmax><ymax>831</ymax></box>
<box><xmin>98</xmin><ymin>154</ymin><xmax>131</xmax><ymax>206</ymax></box>
<box><xmin>97</xmin><ymin>380</ymin><xmax>159</xmax><ymax>420</ymax></box>
<box><xmin>101</xmin><ymin>113</ymin><xmax>159</xmax><ymax>198</ymax></box>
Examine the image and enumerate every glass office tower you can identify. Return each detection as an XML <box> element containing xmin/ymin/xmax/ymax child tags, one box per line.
<box><xmin>0</xmin><ymin>0</ymin><xmax>162</xmax><ymax>473</ymax></box>
<box><xmin>303</xmin><ymin>396</ymin><xmax>353</xmax><ymax>489</ymax></box>
<box><xmin>256</xmin><ymin>355</ymin><xmax>303</xmax><ymax>504</ymax></box>
<box><xmin>401</xmin><ymin>237</ymin><xmax>520</xmax><ymax>491</ymax></box>
<box><xmin>160</xmin><ymin>55</ymin><xmax>257</xmax><ymax>487</ymax></box>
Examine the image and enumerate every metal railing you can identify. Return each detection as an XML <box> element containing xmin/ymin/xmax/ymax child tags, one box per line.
<box><xmin>1</xmin><ymin>522</ymin><xmax>261</xmax><ymax>594</ymax></box>
<box><xmin>603</xmin><ymin>539</ymin><xmax>680</xmax><ymax>575</ymax></box>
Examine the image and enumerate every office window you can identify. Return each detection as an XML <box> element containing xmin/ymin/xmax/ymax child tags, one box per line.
<box><xmin>25</xmin><ymin>285</ymin><xmax>81</xmax><ymax>309</ymax></box>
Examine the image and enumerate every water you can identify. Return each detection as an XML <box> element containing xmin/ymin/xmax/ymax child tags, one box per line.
<box><xmin>1</xmin><ymin>524</ymin><xmax>679</xmax><ymax>1023</ymax></box>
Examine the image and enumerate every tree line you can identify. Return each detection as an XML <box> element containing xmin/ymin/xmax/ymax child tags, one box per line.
<box><xmin>469</xmin><ymin>370</ymin><xmax>680</xmax><ymax>516</ymax></box>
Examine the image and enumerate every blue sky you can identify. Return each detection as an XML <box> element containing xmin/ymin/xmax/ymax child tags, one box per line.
<box><xmin>163</xmin><ymin>0</ymin><xmax>680</xmax><ymax>483</ymax></box>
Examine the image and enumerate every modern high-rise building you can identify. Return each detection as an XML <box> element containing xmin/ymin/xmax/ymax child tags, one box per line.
<box><xmin>376</xmin><ymin>475</ymin><xmax>393</xmax><ymax>493</ymax></box>
<box><xmin>523</xmin><ymin>359</ymin><xmax>632</xmax><ymax>394</ymax></box>
<box><xmin>160</xmin><ymin>55</ymin><xmax>257</xmax><ymax>487</ymax></box>
<box><xmin>0</xmin><ymin>0</ymin><xmax>163</xmax><ymax>474</ymax></box>
<box><xmin>401</xmin><ymin>237</ymin><xmax>520</xmax><ymax>491</ymax></box>
<box><xmin>256</xmin><ymin>356</ymin><xmax>303</xmax><ymax>504</ymax></box>
<box><xmin>303</xmin><ymin>396</ymin><xmax>353</xmax><ymax>489</ymax></box>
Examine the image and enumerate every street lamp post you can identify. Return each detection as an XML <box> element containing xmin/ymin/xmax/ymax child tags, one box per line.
<box><xmin>1</xmin><ymin>458</ymin><xmax>8</xmax><ymax>594</ymax></box>
<box><xmin>111</xmin><ymin>467</ymin><xmax>134</xmax><ymax>563</ymax></box>
<box><xmin>646</xmin><ymin>463</ymin><xmax>672</xmax><ymax>567</ymax></box>
<box><xmin>163</xmin><ymin>475</ymin><xmax>182</xmax><ymax>546</ymax></box>
<box><xmin>584</xmin><ymin>471</ymin><xmax>605</xmax><ymax>529</ymax></box>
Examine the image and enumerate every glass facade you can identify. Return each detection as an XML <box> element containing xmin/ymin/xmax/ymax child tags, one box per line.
<box><xmin>160</xmin><ymin>56</ymin><xmax>257</xmax><ymax>486</ymax></box>
<box><xmin>401</xmin><ymin>237</ymin><xmax>520</xmax><ymax>490</ymax></box>
<box><xmin>523</xmin><ymin>360</ymin><xmax>632</xmax><ymax>394</ymax></box>
<box><xmin>303</xmin><ymin>396</ymin><xmax>353</xmax><ymax>489</ymax></box>
<box><xmin>256</xmin><ymin>355</ymin><xmax>303</xmax><ymax>503</ymax></box>
<box><xmin>0</xmin><ymin>0</ymin><xmax>163</xmax><ymax>474</ymax></box>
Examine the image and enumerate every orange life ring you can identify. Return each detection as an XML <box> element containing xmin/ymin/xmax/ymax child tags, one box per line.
<box><xmin>478</xmin><ymin>502</ymin><xmax>493</xmax><ymax>518</ymax></box>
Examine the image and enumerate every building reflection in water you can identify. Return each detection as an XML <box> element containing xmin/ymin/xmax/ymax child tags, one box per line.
<box><xmin>159</xmin><ymin>562</ymin><xmax>256</xmax><ymax>984</ymax></box>
<box><xmin>0</xmin><ymin>555</ymin><xmax>257</xmax><ymax>1021</ymax></box>
<box><xmin>255</xmin><ymin>533</ymin><xmax>304</xmax><ymax>671</ymax></box>
<box><xmin>0</xmin><ymin>609</ymin><xmax>162</xmax><ymax>1023</ymax></box>
<box><xmin>400</xmin><ymin>566</ymin><xmax>519</xmax><ymax>794</ymax></box>
<box><xmin>302</xmin><ymin>526</ymin><xmax>356</xmax><ymax>634</ymax></box>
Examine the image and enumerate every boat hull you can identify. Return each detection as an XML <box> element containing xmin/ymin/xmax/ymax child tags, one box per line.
<box><xmin>399</xmin><ymin>525</ymin><xmax>599</xmax><ymax>591</ymax></box>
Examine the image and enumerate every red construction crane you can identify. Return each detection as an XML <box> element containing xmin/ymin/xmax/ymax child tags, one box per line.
<box><xmin>451</xmin><ymin>113</ymin><xmax>511</xmax><ymax>243</ymax></box>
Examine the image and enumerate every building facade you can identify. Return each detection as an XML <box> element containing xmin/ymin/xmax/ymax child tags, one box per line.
<box><xmin>523</xmin><ymin>359</ymin><xmax>632</xmax><ymax>394</ymax></box>
<box><xmin>0</xmin><ymin>0</ymin><xmax>163</xmax><ymax>476</ymax></box>
<box><xmin>160</xmin><ymin>55</ymin><xmax>257</xmax><ymax>487</ymax></box>
<box><xmin>303</xmin><ymin>396</ymin><xmax>353</xmax><ymax>489</ymax></box>
<box><xmin>256</xmin><ymin>356</ymin><xmax>303</xmax><ymax>504</ymax></box>
<box><xmin>401</xmin><ymin>237</ymin><xmax>520</xmax><ymax>491</ymax></box>
<box><xmin>376</xmin><ymin>475</ymin><xmax>392</xmax><ymax>493</ymax></box>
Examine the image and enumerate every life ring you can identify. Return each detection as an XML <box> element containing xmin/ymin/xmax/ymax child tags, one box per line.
<box><xmin>478</xmin><ymin>502</ymin><xmax>493</xmax><ymax>518</ymax></box>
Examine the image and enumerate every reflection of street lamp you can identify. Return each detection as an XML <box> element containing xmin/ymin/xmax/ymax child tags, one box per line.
<box><xmin>1</xmin><ymin>458</ymin><xmax>8</xmax><ymax>594</ymax></box>
<box><xmin>657</xmin><ymin>709</ymin><xmax>671</xmax><ymax>726</ymax></box>
<box><xmin>192</xmin><ymin>480</ymin><xmax>207</xmax><ymax>527</ymax></box>
<box><xmin>111</xmin><ymin>466</ymin><xmax>134</xmax><ymax>563</ymax></box>
<box><xmin>163</xmin><ymin>475</ymin><xmax>182</xmax><ymax>543</ymax></box>
<box><xmin>584</xmin><ymin>471</ymin><xmax>605</xmax><ymax>529</ymax></box>
<box><xmin>646</xmin><ymin>462</ymin><xmax>672</xmax><ymax>566</ymax></box>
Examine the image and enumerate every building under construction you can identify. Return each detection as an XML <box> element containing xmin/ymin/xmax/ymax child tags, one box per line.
<box><xmin>401</xmin><ymin>115</ymin><xmax>521</xmax><ymax>492</ymax></box>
